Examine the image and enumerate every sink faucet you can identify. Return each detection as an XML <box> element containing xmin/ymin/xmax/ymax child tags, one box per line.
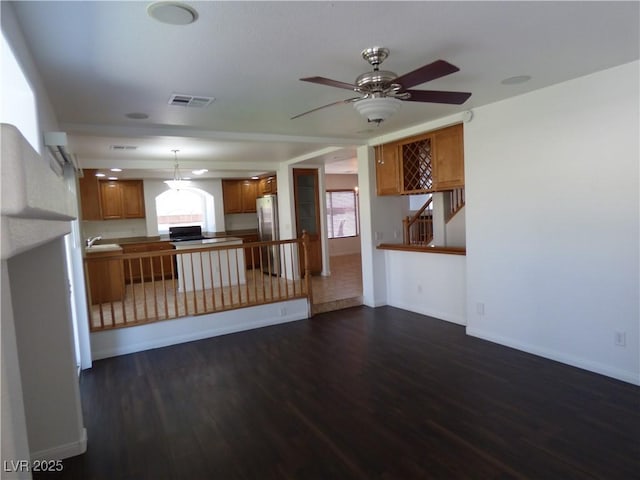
<box><xmin>86</xmin><ymin>236</ymin><xmax>102</xmax><ymax>247</ymax></box>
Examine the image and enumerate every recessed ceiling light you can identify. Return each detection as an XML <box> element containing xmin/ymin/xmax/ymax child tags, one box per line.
<box><xmin>501</xmin><ymin>75</ymin><xmax>532</xmax><ymax>85</ymax></box>
<box><xmin>251</xmin><ymin>176</ymin><xmax>259</xmax><ymax>180</ymax></box>
<box><xmin>108</xmin><ymin>177</ymin><xmax>118</xmax><ymax>180</ymax></box>
<box><xmin>110</xmin><ymin>168</ymin><xmax>123</xmax><ymax>172</ymax></box>
<box><xmin>148</xmin><ymin>2</ymin><xmax>198</xmax><ymax>25</ymax></box>
<box><xmin>125</xmin><ymin>112</ymin><xmax>149</xmax><ymax>120</ymax></box>
<box><xmin>192</xmin><ymin>169</ymin><xmax>208</xmax><ymax>175</ymax></box>
<box><xmin>95</xmin><ymin>173</ymin><xmax>106</xmax><ymax>177</ymax></box>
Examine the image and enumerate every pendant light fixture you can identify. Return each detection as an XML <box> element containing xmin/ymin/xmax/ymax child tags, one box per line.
<box><xmin>164</xmin><ymin>149</ymin><xmax>190</xmax><ymax>190</ymax></box>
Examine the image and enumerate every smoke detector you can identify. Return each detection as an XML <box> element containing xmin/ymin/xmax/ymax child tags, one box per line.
<box><xmin>148</xmin><ymin>2</ymin><xmax>198</xmax><ymax>25</ymax></box>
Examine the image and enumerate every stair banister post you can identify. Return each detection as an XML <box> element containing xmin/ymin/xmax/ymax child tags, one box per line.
<box><xmin>403</xmin><ymin>216</ymin><xmax>410</xmax><ymax>244</ymax></box>
<box><xmin>302</xmin><ymin>230</ymin><xmax>313</xmax><ymax>316</ymax></box>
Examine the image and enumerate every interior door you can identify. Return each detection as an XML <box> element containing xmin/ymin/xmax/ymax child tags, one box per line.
<box><xmin>293</xmin><ymin>168</ymin><xmax>322</xmax><ymax>275</ymax></box>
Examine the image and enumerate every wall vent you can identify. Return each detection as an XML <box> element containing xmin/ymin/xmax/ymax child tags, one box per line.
<box><xmin>168</xmin><ymin>94</ymin><xmax>215</xmax><ymax>107</ymax></box>
<box><xmin>109</xmin><ymin>145</ymin><xmax>138</xmax><ymax>151</ymax></box>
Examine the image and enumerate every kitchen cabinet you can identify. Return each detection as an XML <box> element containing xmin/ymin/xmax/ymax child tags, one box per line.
<box><xmin>222</xmin><ymin>179</ymin><xmax>258</xmax><ymax>214</ymax></box>
<box><xmin>258</xmin><ymin>175</ymin><xmax>277</xmax><ymax>195</ymax></box>
<box><xmin>121</xmin><ymin>241</ymin><xmax>174</xmax><ymax>283</ymax></box>
<box><xmin>432</xmin><ymin>123</ymin><xmax>464</xmax><ymax>190</ymax></box>
<box><xmin>78</xmin><ymin>169</ymin><xmax>102</xmax><ymax>220</ymax></box>
<box><xmin>293</xmin><ymin>168</ymin><xmax>322</xmax><ymax>275</ymax></box>
<box><xmin>399</xmin><ymin>131</ymin><xmax>434</xmax><ymax>194</ymax></box>
<box><xmin>85</xmin><ymin>249</ymin><xmax>124</xmax><ymax>304</ymax></box>
<box><xmin>239</xmin><ymin>233</ymin><xmax>259</xmax><ymax>269</ymax></box>
<box><xmin>79</xmin><ymin>173</ymin><xmax>145</xmax><ymax>220</ymax></box>
<box><xmin>241</xmin><ymin>180</ymin><xmax>258</xmax><ymax>212</ymax></box>
<box><xmin>100</xmin><ymin>180</ymin><xmax>145</xmax><ymax>219</ymax></box>
<box><xmin>375</xmin><ymin>123</ymin><xmax>464</xmax><ymax>195</ymax></box>
<box><xmin>375</xmin><ymin>142</ymin><xmax>401</xmax><ymax>196</ymax></box>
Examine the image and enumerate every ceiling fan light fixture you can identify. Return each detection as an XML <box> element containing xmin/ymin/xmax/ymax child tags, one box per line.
<box><xmin>353</xmin><ymin>97</ymin><xmax>402</xmax><ymax>124</ymax></box>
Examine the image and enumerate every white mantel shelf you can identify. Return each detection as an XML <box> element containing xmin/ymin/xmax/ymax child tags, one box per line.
<box><xmin>1</xmin><ymin>123</ymin><xmax>77</xmax><ymax>260</ymax></box>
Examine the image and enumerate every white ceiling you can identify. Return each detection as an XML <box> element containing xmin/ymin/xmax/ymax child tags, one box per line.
<box><xmin>8</xmin><ymin>1</ymin><xmax>639</xmax><ymax>178</ymax></box>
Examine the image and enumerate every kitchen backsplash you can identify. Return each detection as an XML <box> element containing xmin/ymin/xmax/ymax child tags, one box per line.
<box><xmin>82</xmin><ymin>219</ymin><xmax>147</xmax><ymax>240</ymax></box>
<box><xmin>225</xmin><ymin>213</ymin><xmax>258</xmax><ymax>231</ymax></box>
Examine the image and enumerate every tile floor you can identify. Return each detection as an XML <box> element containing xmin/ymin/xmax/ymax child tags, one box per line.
<box><xmin>311</xmin><ymin>253</ymin><xmax>363</xmax><ymax>314</ymax></box>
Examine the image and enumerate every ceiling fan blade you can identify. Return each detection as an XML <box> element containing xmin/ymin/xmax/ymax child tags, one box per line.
<box><xmin>300</xmin><ymin>76</ymin><xmax>356</xmax><ymax>91</ymax></box>
<box><xmin>394</xmin><ymin>60</ymin><xmax>460</xmax><ymax>90</ymax></box>
<box><xmin>404</xmin><ymin>89</ymin><xmax>472</xmax><ymax>105</ymax></box>
<box><xmin>291</xmin><ymin>98</ymin><xmax>360</xmax><ymax>119</ymax></box>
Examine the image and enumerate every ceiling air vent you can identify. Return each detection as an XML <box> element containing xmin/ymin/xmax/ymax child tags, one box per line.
<box><xmin>110</xmin><ymin>145</ymin><xmax>138</xmax><ymax>151</ymax></box>
<box><xmin>168</xmin><ymin>94</ymin><xmax>215</xmax><ymax>107</ymax></box>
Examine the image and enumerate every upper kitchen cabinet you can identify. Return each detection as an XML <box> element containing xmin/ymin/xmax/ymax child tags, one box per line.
<box><xmin>431</xmin><ymin>123</ymin><xmax>464</xmax><ymax>190</ymax></box>
<box><xmin>375</xmin><ymin>123</ymin><xmax>464</xmax><ymax>195</ymax></box>
<box><xmin>375</xmin><ymin>142</ymin><xmax>401</xmax><ymax>196</ymax></box>
<box><xmin>78</xmin><ymin>169</ymin><xmax>102</xmax><ymax>220</ymax></box>
<box><xmin>241</xmin><ymin>180</ymin><xmax>258</xmax><ymax>213</ymax></box>
<box><xmin>258</xmin><ymin>175</ymin><xmax>277</xmax><ymax>195</ymax></box>
<box><xmin>100</xmin><ymin>180</ymin><xmax>145</xmax><ymax>219</ymax></box>
<box><xmin>222</xmin><ymin>179</ymin><xmax>258</xmax><ymax>214</ymax></box>
<box><xmin>78</xmin><ymin>171</ymin><xmax>145</xmax><ymax>220</ymax></box>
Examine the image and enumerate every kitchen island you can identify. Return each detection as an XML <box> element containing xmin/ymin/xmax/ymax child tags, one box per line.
<box><xmin>171</xmin><ymin>237</ymin><xmax>246</xmax><ymax>292</ymax></box>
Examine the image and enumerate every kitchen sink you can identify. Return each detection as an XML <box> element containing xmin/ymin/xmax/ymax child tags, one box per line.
<box><xmin>85</xmin><ymin>243</ymin><xmax>121</xmax><ymax>252</ymax></box>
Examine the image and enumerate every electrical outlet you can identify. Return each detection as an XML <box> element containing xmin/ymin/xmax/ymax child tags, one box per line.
<box><xmin>280</xmin><ymin>306</ymin><xmax>286</xmax><ymax>317</ymax></box>
<box><xmin>476</xmin><ymin>302</ymin><xmax>485</xmax><ymax>315</ymax></box>
<box><xmin>614</xmin><ymin>331</ymin><xmax>626</xmax><ymax>347</ymax></box>
<box><xmin>417</xmin><ymin>284</ymin><xmax>423</xmax><ymax>293</ymax></box>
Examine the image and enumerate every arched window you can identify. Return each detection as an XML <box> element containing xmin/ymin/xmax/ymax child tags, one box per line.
<box><xmin>155</xmin><ymin>188</ymin><xmax>215</xmax><ymax>234</ymax></box>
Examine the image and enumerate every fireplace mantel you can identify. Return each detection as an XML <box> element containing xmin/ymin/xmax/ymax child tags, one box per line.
<box><xmin>1</xmin><ymin>123</ymin><xmax>77</xmax><ymax>260</ymax></box>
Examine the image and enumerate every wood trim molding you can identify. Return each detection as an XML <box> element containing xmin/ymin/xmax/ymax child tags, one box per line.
<box><xmin>377</xmin><ymin>243</ymin><xmax>466</xmax><ymax>255</ymax></box>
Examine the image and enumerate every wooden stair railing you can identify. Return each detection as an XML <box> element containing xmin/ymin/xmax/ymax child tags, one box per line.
<box><xmin>84</xmin><ymin>236</ymin><xmax>313</xmax><ymax>331</ymax></box>
<box><xmin>446</xmin><ymin>187</ymin><xmax>465</xmax><ymax>223</ymax></box>
<box><xmin>403</xmin><ymin>197</ymin><xmax>433</xmax><ymax>246</ymax></box>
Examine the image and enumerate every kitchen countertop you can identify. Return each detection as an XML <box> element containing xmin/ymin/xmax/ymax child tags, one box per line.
<box><xmin>171</xmin><ymin>236</ymin><xmax>243</xmax><ymax>249</ymax></box>
<box><xmin>92</xmin><ymin>229</ymin><xmax>258</xmax><ymax>246</ymax></box>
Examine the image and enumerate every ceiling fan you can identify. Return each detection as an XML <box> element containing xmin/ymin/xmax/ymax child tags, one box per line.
<box><xmin>292</xmin><ymin>47</ymin><xmax>471</xmax><ymax>124</ymax></box>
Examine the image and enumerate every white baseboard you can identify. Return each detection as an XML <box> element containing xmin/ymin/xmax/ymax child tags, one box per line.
<box><xmin>30</xmin><ymin>428</ymin><xmax>87</xmax><ymax>461</ymax></box>
<box><xmin>466</xmin><ymin>327</ymin><xmax>640</xmax><ymax>386</ymax></box>
<box><xmin>91</xmin><ymin>300</ymin><xmax>308</xmax><ymax>360</ymax></box>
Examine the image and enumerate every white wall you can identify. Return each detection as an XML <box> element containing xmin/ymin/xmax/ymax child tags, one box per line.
<box><xmin>386</xmin><ymin>250</ymin><xmax>466</xmax><ymax>325</ymax></box>
<box><xmin>91</xmin><ymin>299</ymin><xmax>308</xmax><ymax>359</ymax></box>
<box><xmin>445</xmin><ymin>207</ymin><xmax>466</xmax><ymax>248</ymax></box>
<box><xmin>1</xmin><ymin>261</ymin><xmax>30</xmax><ymax>479</ymax></box>
<box><xmin>2</xmin><ymin>2</ymin><xmax>86</xmax><ymax>469</ymax></box>
<box><xmin>465</xmin><ymin>61</ymin><xmax>639</xmax><ymax>384</ymax></box>
<box><xmin>8</xmin><ymin>239</ymin><xmax>87</xmax><ymax>459</ymax></box>
<box><xmin>357</xmin><ymin>146</ymin><xmax>406</xmax><ymax>307</ymax></box>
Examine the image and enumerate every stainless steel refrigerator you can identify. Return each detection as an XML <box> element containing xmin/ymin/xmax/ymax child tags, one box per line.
<box><xmin>256</xmin><ymin>194</ymin><xmax>280</xmax><ymax>275</ymax></box>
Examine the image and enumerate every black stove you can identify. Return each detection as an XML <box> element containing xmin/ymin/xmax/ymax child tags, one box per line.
<box><xmin>169</xmin><ymin>225</ymin><xmax>207</xmax><ymax>242</ymax></box>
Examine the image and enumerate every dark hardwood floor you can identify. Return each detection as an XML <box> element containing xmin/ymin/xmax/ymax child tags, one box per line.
<box><xmin>36</xmin><ymin>306</ymin><xmax>639</xmax><ymax>479</ymax></box>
